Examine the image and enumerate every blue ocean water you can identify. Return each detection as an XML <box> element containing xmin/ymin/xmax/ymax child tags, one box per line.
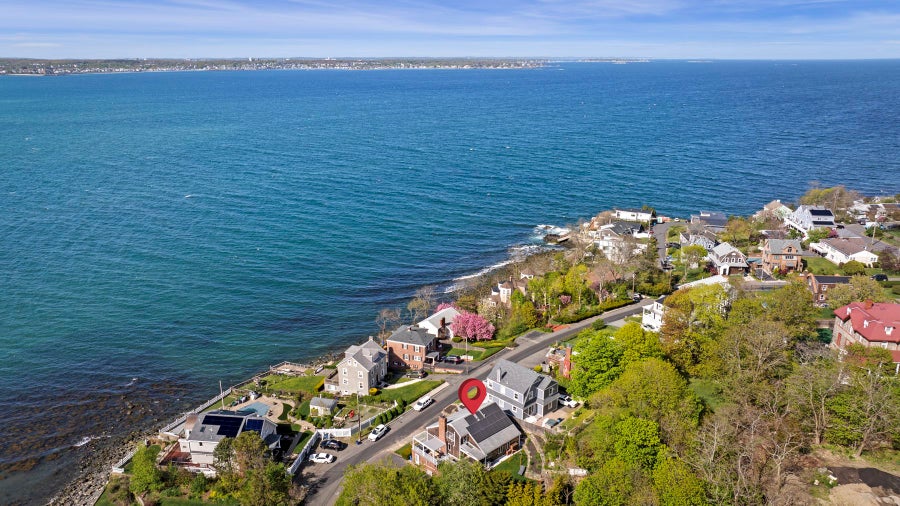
<box><xmin>1</xmin><ymin>61</ymin><xmax>899</xmax><ymax>502</ymax></box>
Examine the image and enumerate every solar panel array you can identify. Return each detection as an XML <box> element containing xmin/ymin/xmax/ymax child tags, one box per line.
<box><xmin>202</xmin><ymin>414</ymin><xmax>244</xmax><ymax>438</ymax></box>
<box><xmin>244</xmin><ymin>418</ymin><xmax>264</xmax><ymax>433</ymax></box>
<box><xmin>466</xmin><ymin>404</ymin><xmax>512</xmax><ymax>444</ymax></box>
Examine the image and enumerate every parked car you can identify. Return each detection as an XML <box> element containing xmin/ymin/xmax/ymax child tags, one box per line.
<box><xmin>443</xmin><ymin>355</ymin><xmax>463</xmax><ymax>364</ymax></box>
<box><xmin>320</xmin><ymin>439</ymin><xmax>346</xmax><ymax>451</ymax></box>
<box><xmin>558</xmin><ymin>394</ymin><xmax>578</xmax><ymax>408</ymax></box>
<box><xmin>368</xmin><ymin>424</ymin><xmax>389</xmax><ymax>441</ymax></box>
<box><xmin>872</xmin><ymin>273</ymin><xmax>889</xmax><ymax>282</ymax></box>
<box><xmin>405</xmin><ymin>369</ymin><xmax>426</xmax><ymax>379</ymax></box>
<box><xmin>309</xmin><ymin>452</ymin><xmax>336</xmax><ymax>464</ymax></box>
<box><xmin>542</xmin><ymin>417</ymin><xmax>563</xmax><ymax>428</ymax></box>
<box><xmin>413</xmin><ymin>395</ymin><xmax>434</xmax><ymax>411</ymax></box>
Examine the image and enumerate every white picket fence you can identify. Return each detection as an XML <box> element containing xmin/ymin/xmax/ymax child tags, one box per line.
<box><xmin>316</xmin><ymin>401</ymin><xmax>398</xmax><ymax>439</ymax></box>
<box><xmin>110</xmin><ymin>448</ymin><xmax>138</xmax><ymax>474</ymax></box>
<box><xmin>288</xmin><ymin>432</ymin><xmax>321</xmax><ymax>475</ymax></box>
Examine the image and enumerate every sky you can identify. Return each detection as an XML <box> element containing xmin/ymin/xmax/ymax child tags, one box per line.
<box><xmin>1</xmin><ymin>0</ymin><xmax>900</xmax><ymax>59</ymax></box>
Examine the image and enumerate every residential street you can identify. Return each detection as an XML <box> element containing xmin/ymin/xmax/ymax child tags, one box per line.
<box><xmin>299</xmin><ymin>300</ymin><xmax>652</xmax><ymax>505</ymax></box>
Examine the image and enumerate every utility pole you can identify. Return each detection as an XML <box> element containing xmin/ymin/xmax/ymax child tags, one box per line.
<box><xmin>356</xmin><ymin>391</ymin><xmax>362</xmax><ymax>445</ymax></box>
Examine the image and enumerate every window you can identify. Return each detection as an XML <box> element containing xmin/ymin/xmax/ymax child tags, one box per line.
<box><xmin>785</xmin><ymin>255</ymin><xmax>794</xmax><ymax>260</ymax></box>
<box><xmin>414</xmin><ymin>355</ymin><xmax>421</xmax><ymax>361</ymax></box>
<box><xmin>823</xmin><ymin>286</ymin><xmax>828</xmax><ymax>291</ymax></box>
<box><xmin>342</xmin><ymin>378</ymin><xmax>348</xmax><ymax>385</ymax></box>
<box><xmin>359</xmin><ymin>382</ymin><xmax>363</xmax><ymax>389</ymax></box>
<box><xmin>414</xmin><ymin>345</ymin><xmax>420</xmax><ymax>353</ymax></box>
<box><xmin>512</xmin><ymin>406</ymin><xmax>518</xmax><ymax>413</ymax></box>
<box><xmin>358</xmin><ymin>371</ymin><xmax>363</xmax><ymax>378</ymax></box>
<box><xmin>819</xmin><ymin>295</ymin><xmax>825</xmax><ymax>301</ymax></box>
<box><xmin>402</xmin><ymin>343</ymin><xmax>408</xmax><ymax>350</ymax></box>
<box><xmin>342</xmin><ymin>368</ymin><xmax>348</xmax><ymax>376</ymax></box>
<box><xmin>403</xmin><ymin>354</ymin><xmax>409</xmax><ymax>360</ymax></box>
<box><xmin>514</xmin><ymin>393</ymin><xmax>519</xmax><ymax>400</ymax></box>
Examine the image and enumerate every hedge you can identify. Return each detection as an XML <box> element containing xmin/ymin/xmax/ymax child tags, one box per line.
<box><xmin>552</xmin><ymin>299</ymin><xmax>632</xmax><ymax>324</ymax></box>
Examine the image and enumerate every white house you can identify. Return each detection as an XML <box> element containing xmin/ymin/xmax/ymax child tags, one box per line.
<box><xmin>786</xmin><ymin>206</ymin><xmax>836</xmax><ymax>235</ymax></box>
<box><xmin>641</xmin><ymin>301</ymin><xmax>666</xmax><ymax>332</ymax></box>
<box><xmin>592</xmin><ymin>222</ymin><xmax>648</xmax><ymax>263</ymax></box>
<box><xmin>707</xmin><ymin>242</ymin><xmax>748</xmax><ymax>276</ymax></box>
<box><xmin>179</xmin><ymin>410</ymin><xmax>279</xmax><ymax>466</ymax></box>
<box><xmin>754</xmin><ymin>199</ymin><xmax>793</xmax><ymax>221</ymax></box>
<box><xmin>613</xmin><ymin>207</ymin><xmax>654</xmax><ymax>223</ymax></box>
<box><xmin>810</xmin><ymin>238</ymin><xmax>879</xmax><ymax>267</ymax></box>
<box><xmin>417</xmin><ymin>307</ymin><xmax>461</xmax><ymax>339</ymax></box>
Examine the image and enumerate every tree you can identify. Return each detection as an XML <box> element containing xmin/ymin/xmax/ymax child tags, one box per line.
<box><xmin>129</xmin><ymin>444</ymin><xmax>163</xmax><ymax>495</ymax></box>
<box><xmin>337</xmin><ymin>461</ymin><xmax>438</xmax><ymax>506</ymax></box>
<box><xmin>826</xmin><ymin>345</ymin><xmax>900</xmax><ymax>456</ymax></box>
<box><xmin>568</xmin><ymin>330</ymin><xmax>624</xmax><ymax>399</ymax></box>
<box><xmin>573</xmin><ymin>458</ymin><xmax>646</xmax><ymax>506</ymax></box>
<box><xmin>841</xmin><ymin>260</ymin><xmax>866</xmax><ymax>276</ymax></box>
<box><xmin>798</xmin><ymin>184</ymin><xmax>859</xmax><ymax>211</ymax></box>
<box><xmin>435</xmin><ymin>459</ymin><xmax>508</xmax><ymax>506</ymax></box>
<box><xmin>680</xmin><ymin>244</ymin><xmax>706</xmax><ymax>272</ymax></box>
<box><xmin>407</xmin><ymin>285</ymin><xmax>437</xmax><ymax>322</ymax></box>
<box><xmin>242</xmin><ymin>462</ymin><xmax>293</xmax><ymax>506</ymax></box>
<box><xmin>652</xmin><ymin>452</ymin><xmax>706</xmax><ymax>506</ymax></box>
<box><xmin>591</xmin><ymin>359</ymin><xmax>701</xmax><ymax>453</ymax></box>
<box><xmin>717</xmin><ymin>320</ymin><xmax>793</xmax><ymax>405</ymax></box>
<box><xmin>723</xmin><ymin>217</ymin><xmax>755</xmax><ymax>248</ymax></box>
<box><xmin>878</xmin><ymin>249</ymin><xmax>900</xmax><ymax>274</ymax></box>
<box><xmin>785</xmin><ymin>353</ymin><xmax>843</xmax><ymax>445</ymax></box>
<box><xmin>450</xmin><ymin>311</ymin><xmax>495</xmax><ymax>341</ymax></box>
<box><xmin>613</xmin><ymin>417</ymin><xmax>664</xmax><ymax>469</ymax></box>
<box><xmin>764</xmin><ymin>281</ymin><xmax>818</xmax><ymax>341</ymax></box>
<box><xmin>613</xmin><ymin>322</ymin><xmax>663</xmax><ymax>368</ymax></box>
<box><xmin>376</xmin><ymin>307</ymin><xmax>401</xmax><ymax>339</ymax></box>
<box><xmin>827</xmin><ymin>276</ymin><xmax>889</xmax><ymax>308</ymax></box>
<box><xmin>659</xmin><ymin>284</ymin><xmax>728</xmax><ymax>375</ymax></box>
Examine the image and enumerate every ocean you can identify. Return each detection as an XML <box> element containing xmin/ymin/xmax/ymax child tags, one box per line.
<box><xmin>1</xmin><ymin>60</ymin><xmax>898</xmax><ymax>503</ymax></box>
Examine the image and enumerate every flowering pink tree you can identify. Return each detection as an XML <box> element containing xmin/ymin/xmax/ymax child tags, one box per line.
<box><xmin>435</xmin><ymin>302</ymin><xmax>458</xmax><ymax>312</ymax></box>
<box><xmin>559</xmin><ymin>294</ymin><xmax>572</xmax><ymax>306</ymax></box>
<box><xmin>451</xmin><ymin>311</ymin><xmax>495</xmax><ymax>341</ymax></box>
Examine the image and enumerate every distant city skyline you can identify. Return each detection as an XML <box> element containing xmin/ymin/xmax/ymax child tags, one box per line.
<box><xmin>2</xmin><ymin>0</ymin><xmax>899</xmax><ymax>59</ymax></box>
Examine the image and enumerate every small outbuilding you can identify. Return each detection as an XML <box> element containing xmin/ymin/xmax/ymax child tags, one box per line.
<box><xmin>309</xmin><ymin>396</ymin><xmax>338</xmax><ymax>416</ymax></box>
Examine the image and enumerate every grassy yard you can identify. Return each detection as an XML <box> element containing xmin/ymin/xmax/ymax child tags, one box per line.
<box><xmin>394</xmin><ymin>442</ymin><xmax>412</xmax><ymax>460</ymax></box>
<box><xmin>690</xmin><ymin>378</ymin><xmax>727</xmax><ymax>411</ymax></box>
<box><xmin>493</xmin><ymin>451</ymin><xmax>530</xmax><ymax>482</ymax></box>
<box><xmin>293</xmin><ymin>431</ymin><xmax>313</xmax><ymax>453</ymax></box>
<box><xmin>449</xmin><ymin>347</ymin><xmax>486</xmax><ymax>361</ymax></box>
<box><xmin>258</xmin><ymin>373</ymin><xmax>324</xmax><ymax>395</ymax></box>
<box><xmin>804</xmin><ymin>256</ymin><xmax>842</xmax><ymax>275</ymax></box>
<box><xmin>377</xmin><ymin>380</ymin><xmax>442</xmax><ymax>405</ymax></box>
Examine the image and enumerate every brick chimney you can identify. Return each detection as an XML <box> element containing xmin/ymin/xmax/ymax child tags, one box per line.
<box><xmin>864</xmin><ymin>299</ymin><xmax>874</xmax><ymax>309</ymax></box>
<box><xmin>438</xmin><ymin>415</ymin><xmax>447</xmax><ymax>444</ymax></box>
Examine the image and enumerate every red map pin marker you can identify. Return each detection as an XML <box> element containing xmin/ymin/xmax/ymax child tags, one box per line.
<box><xmin>458</xmin><ymin>378</ymin><xmax>487</xmax><ymax>414</ymax></box>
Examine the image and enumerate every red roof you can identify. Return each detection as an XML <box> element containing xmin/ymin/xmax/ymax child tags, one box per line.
<box><xmin>834</xmin><ymin>302</ymin><xmax>900</xmax><ymax>344</ymax></box>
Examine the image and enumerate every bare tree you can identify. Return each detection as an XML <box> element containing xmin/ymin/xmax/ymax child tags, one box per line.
<box><xmin>407</xmin><ymin>285</ymin><xmax>437</xmax><ymax>323</ymax></box>
<box><xmin>375</xmin><ymin>308</ymin><xmax>401</xmax><ymax>343</ymax></box>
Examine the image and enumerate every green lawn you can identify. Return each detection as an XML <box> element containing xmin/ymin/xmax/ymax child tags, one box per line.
<box><xmin>377</xmin><ymin>380</ymin><xmax>442</xmax><ymax>404</ymax></box>
<box><xmin>293</xmin><ymin>431</ymin><xmax>313</xmax><ymax>453</ymax></box>
<box><xmin>690</xmin><ymin>378</ymin><xmax>727</xmax><ymax>411</ymax></box>
<box><xmin>804</xmin><ymin>257</ymin><xmax>842</xmax><ymax>275</ymax></box>
<box><xmin>493</xmin><ymin>451</ymin><xmax>530</xmax><ymax>482</ymax></box>
<box><xmin>394</xmin><ymin>442</ymin><xmax>412</xmax><ymax>460</ymax></box>
<box><xmin>449</xmin><ymin>347</ymin><xmax>485</xmax><ymax>360</ymax></box>
<box><xmin>278</xmin><ymin>402</ymin><xmax>293</xmax><ymax>420</ymax></box>
<box><xmin>258</xmin><ymin>373</ymin><xmax>324</xmax><ymax>395</ymax></box>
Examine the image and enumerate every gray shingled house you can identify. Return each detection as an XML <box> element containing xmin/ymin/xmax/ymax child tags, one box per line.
<box><xmin>485</xmin><ymin>359</ymin><xmax>559</xmax><ymax>420</ymax></box>
<box><xmin>324</xmin><ymin>337</ymin><xmax>387</xmax><ymax>396</ymax></box>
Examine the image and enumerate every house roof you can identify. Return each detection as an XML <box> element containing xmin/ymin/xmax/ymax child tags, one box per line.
<box><xmin>834</xmin><ymin>302</ymin><xmax>900</xmax><ymax>345</ymax></box>
<box><xmin>488</xmin><ymin>358</ymin><xmax>549</xmax><ymax>395</ymax></box>
<box><xmin>820</xmin><ymin>238</ymin><xmax>873</xmax><ymax>257</ymax></box>
<box><xmin>765</xmin><ymin>239</ymin><xmax>802</xmax><ymax>253</ymax></box>
<box><xmin>810</xmin><ymin>274</ymin><xmax>851</xmax><ymax>285</ymax></box>
<box><xmin>187</xmin><ymin>410</ymin><xmax>275</xmax><ymax>443</ymax></box>
<box><xmin>419</xmin><ymin>307</ymin><xmax>460</xmax><ymax>330</ymax></box>
<box><xmin>691</xmin><ymin>213</ymin><xmax>728</xmax><ymax>228</ymax></box>
<box><xmin>614</xmin><ymin>207</ymin><xmax>652</xmax><ymax>215</ymax></box>
<box><xmin>343</xmin><ymin>337</ymin><xmax>386</xmax><ymax>371</ymax></box>
<box><xmin>310</xmin><ymin>397</ymin><xmax>338</xmax><ymax>409</ymax></box>
<box><xmin>764</xmin><ymin>200</ymin><xmax>790</xmax><ymax>212</ymax></box>
<box><xmin>447</xmin><ymin>402</ymin><xmax>521</xmax><ymax>458</ymax></box>
<box><xmin>386</xmin><ymin>325</ymin><xmax>434</xmax><ymax>347</ymax></box>
<box><xmin>711</xmin><ymin>242</ymin><xmax>745</xmax><ymax>260</ymax></box>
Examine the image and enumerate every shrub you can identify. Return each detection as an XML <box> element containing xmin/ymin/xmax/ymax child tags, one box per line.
<box><xmin>592</xmin><ymin>319</ymin><xmax>608</xmax><ymax>330</ymax></box>
<box><xmin>369</xmin><ymin>387</ymin><xmax>378</xmax><ymax>395</ymax></box>
<box><xmin>190</xmin><ymin>473</ymin><xmax>208</xmax><ymax>495</ymax></box>
<box><xmin>533</xmin><ymin>365</ymin><xmax>543</xmax><ymax>373</ymax></box>
<box><xmin>451</xmin><ymin>336</ymin><xmax>463</xmax><ymax>343</ymax></box>
<box><xmin>842</xmin><ymin>260</ymin><xmax>866</xmax><ymax>276</ymax></box>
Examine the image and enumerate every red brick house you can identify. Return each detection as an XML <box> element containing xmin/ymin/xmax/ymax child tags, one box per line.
<box><xmin>832</xmin><ymin>301</ymin><xmax>900</xmax><ymax>372</ymax></box>
<box><xmin>385</xmin><ymin>325</ymin><xmax>437</xmax><ymax>371</ymax></box>
<box><xmin>805</xmin><ymin>273</ymin><xmax>851</xmax><ymax>306</ymax></box>
<box><xmin>760</xmin><ymin>239</ymin><xmax>802</xmax><ymax>274</ymax></box>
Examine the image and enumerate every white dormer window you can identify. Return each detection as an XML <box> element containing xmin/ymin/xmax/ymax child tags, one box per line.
<box><xmin>864</xmin><ymin>320</ymin><xmax>869</xmax><ymax>328</ymax></box>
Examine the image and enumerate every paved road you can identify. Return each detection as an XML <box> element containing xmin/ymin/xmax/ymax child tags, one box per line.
<box><xmin>299</xmin><ymin>300</ymin><xmax>651</xmax><ymax>505</ymax></box>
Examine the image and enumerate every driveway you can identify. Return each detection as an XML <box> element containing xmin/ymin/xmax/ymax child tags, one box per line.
<box><xmin>301</xmin><ymin>302</ymin><xmax>648</xmax><ymax>505</ymax></box>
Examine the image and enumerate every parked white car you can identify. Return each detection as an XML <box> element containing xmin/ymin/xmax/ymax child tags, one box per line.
<box><xmin>413</xmin><ymin>395</ymin><xmax>434</xmax><ymax>411</ymax></box>
<box><xmin>559</xmin><ymin>394</ymin><xmax>579</xmax><ymax>408</ymax></box>
<box><xmin>308</xmin><ymin>452</ymin><xmax>336</xmax><ymax>464</ymax></box>
<box><xmin>368</xmin><ymin>424</ymin><xmax>389</xmax><ymax>441</ymax></box>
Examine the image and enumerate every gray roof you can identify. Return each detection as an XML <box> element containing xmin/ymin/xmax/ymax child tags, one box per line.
<box><xmin>488</xmin><ymin>359</ymin><xmax>547</xmax><ymax>396</ymax></box>
<box><xmin>310</xmin><ymin>397</ymin><xmax>338</xmax><ymax>409</ymax></box>
<box><xmin>811</xmin><ymin>274</ymin><xmax>851</xmax><ymax>285</ymax></box>
<box><xmin>821</xmin><ymin>238</ymin><xmax>871</xmax><ymax>256</ymax></box>
<box><xmin>692</xmin><ymin>211</ymin><xmax>728</xmax><ymax>227</ymax></box>
<box><xmin>711</xmin><ymin>242</ymin><xmax>745</xmax><ymax>260</ymax></box>
<box><xmin>447</xmin><ymin>403</ymin><xmax>521</xmax><ymax>457</ymax></box>
<box><xmin>343</xmin><ymin>338</ymin><xmax>386</xmax><ymax>371</ymax></box>
<box><xmin>386</xmin><ymin>325</ymin><xmax>434</xmax><ymax>347</ymax></box>
<box><xmin>765</xmin><ymin>239</ymin><xmax>801</xmax><ymax>253</ymax></box>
